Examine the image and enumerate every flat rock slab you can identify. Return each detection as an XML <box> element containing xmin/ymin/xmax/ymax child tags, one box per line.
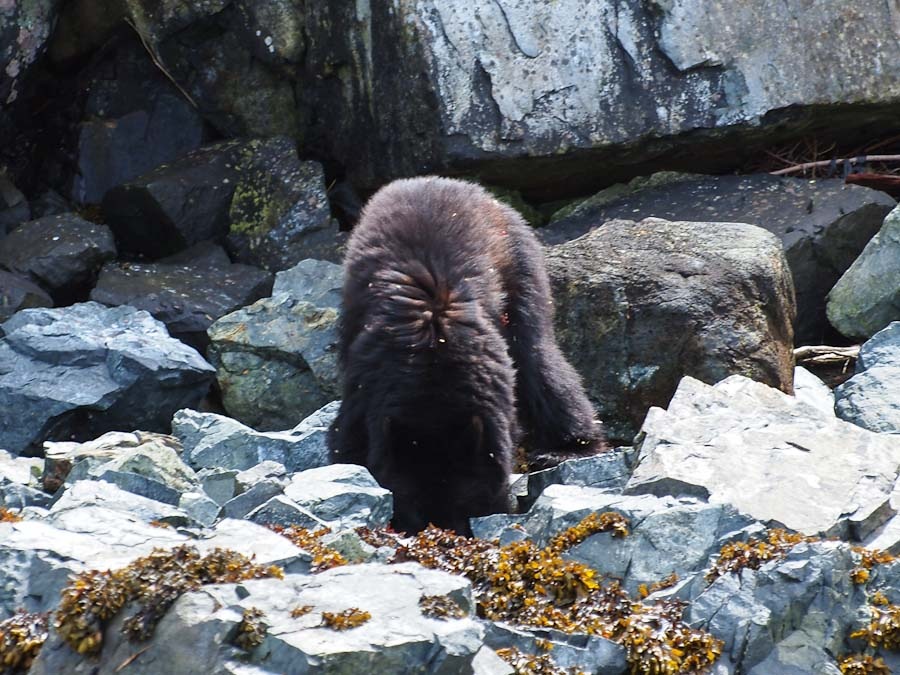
<box><xmin>31</xmin><ymin>563</ymin><xmax>483</xmax><ymax>675</ymax></box>
<box><xmin>0</xmin><ymin>214</ymin><xmax>116</xmax><ymax>302</ymax></box>
<box><xmin>827</xmin><ymin>204</ymin><xmax>900</xmax><ymax>340</ymax></box>
<box><xmin>0</xmin><ymin>302</ymin><xmax>214</xmax><ymax>455</ymax></box>
<box><xmin>90</xmin><ymin>258</ymin><xmax>273</xmax><ymax>347</ymax></box>
<box><xmin>627</xmin><ymin>375</ymin><xmax>900</xmax><ymax>539</ymax></box>
<box><xmin>545</xmin><ymin>217</ymin><xmax>796</xmax><ymax>442</ymax></box>
<box><xmin>542</xmin><ymin>173</ymin><xmax>895</xmax><ymax>344</ymax></box>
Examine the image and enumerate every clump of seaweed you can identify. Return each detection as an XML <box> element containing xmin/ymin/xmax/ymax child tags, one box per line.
<box><xmin>638</xmin><ymin>573</ymin><xmax>679</xmax><ymax>599</ymax></box>
<box><xmin>419</xmin><ymin>594</ymin><xmax>466</xmax><ymax>620</ymax></box>
<box><xmin>850</xmin><ymin>547</ymin><xmax>895</xmax><ymax>585</ymax></box>
<box><xmin>269</xmin><ymin>525</ymin><xmax>347</xmax><ymax>572</ymax></box>
<box><xmin>321</xmin><ymin>608</ymin><xmax>371</xmax><ymax>631</ymax></box>
<box><xmin>548</xmin><ymin>512</ymin><xmax>630</xmax><ymax>552</ymax></box>
<box><xmin>0</xmin><ymin>611</ymin><xmax>49</xmax><ymax>672</ymax></box>
<box><xmin>705</xmin><ymin>529</ymin><xmax>816</xmax><ymax>583</ymax></box>
<box><xmin>232</xmin><ymin>607</ymin><xmax>267</xmax><ymax>651</ymax></box>
<box><xmin>290</xmin><ymin>605</ymin><xmax>314</xmax><ymax>619</ymax></box>
<box><xmin>0</xmin><ymin>508</ymin><xmax>22</xmax><ymax>523</ymax></box>
<box><xmin>851</xmin><ymin>603</ymin><xmax>900</xmax><ymax>650</ymax></box>
<box><xmin>397</xmin><ymin>515</ymin><xmax>722</xmax><ymax>675</ymax></box>
<box><xmin>496</xmin><ymin>646</ymin><xmax>584</xmax><ymax>675</ymax></box>
<box><xmin>56</xmin><ymin>546</ymin><xmax>283</xmax><ymax>655</ymax></box>
<box><xmin>838</xmin><ymin>654</ymin><xmax>891</xmax><ymax>675</ymax></box>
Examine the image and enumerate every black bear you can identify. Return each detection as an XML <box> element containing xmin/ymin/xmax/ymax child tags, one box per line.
<box><xmin>328</xmin><ymin>177</ymin><xmax>605</xmax><ymax>534</ymax></box>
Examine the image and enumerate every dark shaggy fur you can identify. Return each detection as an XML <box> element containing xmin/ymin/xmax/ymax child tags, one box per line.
<box><xmin>328</xmin><ymin>177</ymin><xmax>606</xmax><ymax>534</ymax></box>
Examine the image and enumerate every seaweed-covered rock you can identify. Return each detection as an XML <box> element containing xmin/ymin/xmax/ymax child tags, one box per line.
<box><xmin>207</xmin><ymin>260</ymin><xmax>341</xmax><ymax>430</ymax></box>
<box><xmin>473</xmin><ymin>484</ymin><xmax>756</xmax><ymax>595</ymax></box>
<box><xmin>542</xmin><ymin>173</ymin><xmax>895</xmax><ymax>345</ymax></box>
<box><xmin>226</xmin><ymin>137</ymin><xmax>341</xmax><ymax>270</ymax></box>
<box><xmin>0</xmin><ymin>214</ymin><xmax>115</xmax><ymax>303</ymax></box>
<box><xmin>0</xmin><ymin>303</ymin><xmax>214</xmax><ymax>456</ymax></box>
<box><xmin>827</xmin><ymin>204</ymin><xmax>900</xmax><ymax>340</ymax></box>
<box><xmin>545</xmin><ymin>217</ymin><xmax>796</xmax><ymax>442</ymax></box>
<box><xmin>30</xmin><ymin>562</ymin><xmax>481</xmax><ymax>674</ymax></box>
<box><xmin>627</xmin><ymin>375</ymin><xmax>900</xmax><ymax>540</ymax></box>
<box><xmin>835</xmin><ymin>322</ymin><xmax>900</xmax><ymax>434</ymax></box>
<box><xmin>0</xmin><ymin>270</ymin><xmax>52</xmax><ymax>322</ymax></box>
<box><xmin>90</xmin><ymin>258</ymin><xmax>273</xmax><ymax>348</ymax></box>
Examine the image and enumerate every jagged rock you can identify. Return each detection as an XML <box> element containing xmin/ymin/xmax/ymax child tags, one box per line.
<box><xmin>172</xmin><ymin>403</ymin><xmax>335</xmax><ymax>473</ymax></box>
<box><xmin>277</xmin><ymin>464</ymin><xmax>393</xmax><ymax>530</ymax></box>
<box><xmin>197</xmin><ymin>468</ymin><xmax>238</xmax><ymax>506</ymax></box>
<box><xmin>0</xmin><ymin>0</ymin><xmax>59</xmax><ymax>107</ymax></box>
<box><xmin>542</xmin><ymin>173</ymin><xmax>895</xmax><ymax>344</ymax></box>
<box><xmin>474</xmin><ymin>484</ymin><xmax>758</xmax><ymax>595</ymax></box>
<box><xmin>0</xmin><ymin>450</ymin><xmax>47</xmax><ymax>510</ymax></box>
<box><xmin>222</xmin><ymin>479</ymin><xmax>286</xmax><ymax>520</ymax></box>
<box><xmin>179</xmin><ymin>490</ymin><xmax>221</xmax><ymax>527</ymax></box>
<box><xmin>226</xmin><ymin>138</ymin><xmax>342</xmax><ymax>270</ymax></box>
<box><xmin>49</xmin><ymin>479</ymin><xmax>192</xmax><ymax>527</ymax></box>
<box><xmin>49</xmin><ymin>431</ymin><xmax>196</xmax><ymax>492</ymax></box>
<box><xmin>101</xmin><ymin>140</ymin><xmax>245</xmax><ymax>258</ymax></box>
<box><xmin>524</xmin><ymin>447</ymin><xmax>637</xmax><ymax>509</ymax></box>
<box><xmin>90</xmin><ymin>258</ymin><xmax>273</xmax><ymax>348</ymax></box>
<box><xmin>65</xmin><ymin>37</ymin><xmax>206</xmax><ymax>204</ymax></box>
<box><xmin>627</xmin><ymin>375</ymin><xmax>900</xmax><ymax>539</ymax></box>
<box><xmin>247</xmin><ymin>495</ymin><xmax>328</xmax><ymax>530</ymax></box>
<box><xmin>0</xmin><ymin>174</ymin><xmax>29</xmax><ymax>233</ymax></box>
<box><xmin>685</xmin><ymin>542</ymin><xmax>865</xmax><ymax>674</ymax></box>
<box><xmin>792</xmin><ymin>366</ymin><xmax>835</xmax><ymax>418</ymax></box>
<box><xmin>827</xmin><ymin>204</ymin><xmax>900</xmax><ymax>339</ymax></box>
<box><xmin>207</xmin><ymin>262</ymin><xmax>341</xmax><ymax>430</ymax></box>
<box><xmin>272</xmin><ymin>257</ymin><xmax>343</xmax><ymax>306</ymax></box>
<box><xmin>0</xmin><ymin>214</ymin><xmax>115</xmax><ymax>303</ymax></box>
<box><xmin>32</xmin><ymin>562</ymin><xmax>481</xmax><ymax>674</ymax></box>
<box><xmin>835</xmin><ymin>322</ymin><xmax>900</xmax><ymax>434</ymax></box>
<box><xmin>0</xmin><ymin>303</ymin><xmax>214</xmax><ymax>456</ymax></box>
<box><xmin>483</xmin><ymin>622</ymin><xmax>626</xmax><ymax>674</ymax></box>
<box><xmin>235</xmin><ymin>461</ymin><xmax>287</xmax><ymax>491</ymax></box>
<box><xmin>545</xmin><ymin>218</ymin><xmax>796</xmax><ymax>442</ymax></box>
<box><xmin>0</xmin><ymin>269</ymin><xmax>52</xmax><ymax>322</ymax></box>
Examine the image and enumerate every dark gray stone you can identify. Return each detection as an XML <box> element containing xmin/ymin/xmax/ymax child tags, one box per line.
<box><xmin>0</xmin><ymin>214</ymin><xmax>115</xmax><ymax>302</ymax></box>
<box><xmin>546</xmin><ymin>218</ymin><xmax>796</xmax><ymax>443</ymax></box>
<box><xmin>0</xmin><ymin>0</ymin><xmax>59</xmax><ymax>108</ymax></box>
<box><xmin>0</xmin><ymin>302</ymin><xmax>214</xmax><ymax>455</ymax></box>
<box><xmin>0</xmin><ymin>175</ymin><xmax>29</xmax><ymax>233</ymax></box>
<box><xmin>0</xmin><ymin>270</ymin><xmax>52</xmax><ymax>322</ymax></box>
<box><xmin>272</xmin><ymin>258</ymin><xmax>343</xmax><ymax>307</ymax></box>
<box><xmin>226</xmin><ymin>138</ymin><xmax>342</xmax><ymax>271</ymax></box>
<box><xmin>542</xmin><ymin>174</ymin><xmax>895</xmax><ymax>345</ymax></box>
<box><xmin>525</xmin><ymin>447</ymin><xmax>637</xmax><ymax>509</ymax></box>
<box><xmin>90</xmin><ymin>258</ymin><xmax>273</xmax><ymax>348</ymax></box>
<box><xmin>221</xmin><ymin>479</ymin><xmax>286</xmax><ymax>520</ymax></box>
<box><xmin>101</xmin><ymin>140</ymin><xmax>245</xmax><ymax>258</ymax></box>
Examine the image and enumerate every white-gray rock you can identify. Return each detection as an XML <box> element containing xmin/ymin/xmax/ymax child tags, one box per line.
<box><xmin>627</xmin><ymin>375</ymin><xmax>900</xmax><ymax>539</ymax></box>
<box><xmin>282</xmin><ymin>464</ymin><xmax>393</xmax><ymax>530</ymax></box>
<box><xmin>792</xmin><ymin>366</ymin><xmax>835</xmax><ymax>418</ymax></box>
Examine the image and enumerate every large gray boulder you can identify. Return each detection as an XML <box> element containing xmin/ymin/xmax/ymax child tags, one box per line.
<box><xmin>0</xmin><ymin>303</ymin><xmax>214</xmax><ymax>455</ymax></box>
<box><xmin>300</xmin><ymin>0</ymin><xmax>900</xmax><ymax>196</ymax></box>
<box><xmin>827</xmin><ymin>204</ymin><xmax>900</xmax><ymax>340</ymax></box>
<box><xmin>834</xmin><ymin>322</ymin><xmax>900</xmax><ymax>434</ymax></box>
<box><xmin>627</xmin><ymin>375</ymin><xmax>900</xmax><ymax>539</ymax></box>
<box><xmin>545</xmin><ymin>217</ymin><xmax>796</xmax><ymax>442</ymax></box>
<box><xmin>207</xmin><ymin>260</ymin><xmax>342</xmax><ymax>430</ymax></box>
<box><xmin>541</xmin><ymin>173</ymin><xmax>895</xmax><ymax>344</ymax></box>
